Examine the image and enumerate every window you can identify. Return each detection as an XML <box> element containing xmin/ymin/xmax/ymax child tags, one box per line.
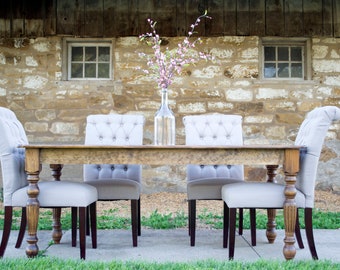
<box><xmin>260</xmin><ymin>38</ymin><xmax>311</xmax><ymax>80</ymax></box>
<box><xmin>63</xmin><ymin>39</ymin><xmax>113</xmax><ymax>80</ymax></box>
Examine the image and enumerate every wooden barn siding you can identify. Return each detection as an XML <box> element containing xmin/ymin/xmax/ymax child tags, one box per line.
<box><xmin>0</xmin><ymin>0</ymin><xmax>339</xmax><ymax>38</ymax></box>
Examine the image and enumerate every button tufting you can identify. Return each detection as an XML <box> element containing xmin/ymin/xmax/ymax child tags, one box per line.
<box><xmin>111</xmin><ymin>165</ymin><xmax>115</xmax><ymax>170</ymax></box>
<box><xmin>97</xmin><ymin>165</ymin><xmax>101</xmax><ymax>170</ymax></box>
<box><xmin>214</xmin><ymin>165</ymin><xmax>218</xmax><ymax>169</ymax></box>
<box><xmin>200</xmin><ymin>165</ymin><xmax>205</xmax><ymax>169</ymax></box>
<box><xmin>124</xmin><ymin>165</ymin><xmax>128</xmax><ymax>171</ymax></box>
<box><xmin>227</xmin><ymin>165</ymin><xmax>232</xmax><ymax>169</ymax></box>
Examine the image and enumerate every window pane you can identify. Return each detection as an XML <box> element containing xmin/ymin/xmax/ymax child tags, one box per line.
<box><xmin>85</xmin><ymin>63</ymin><xmax>96</xmax><ymax>77</ymax></box>
<box><xmin>85</xmin><ymin>47</ymin><xmax>96</xmax><ymax>61</ymax></box>
<box><xmin>71</xmin><ymin>63</ymin><xmax>83</xmax><ymax>78</ymax></box>
<box><xmin>98</xmin><ymin>47</ymin><xmax>110</xmax><ymax>61</ymax></box>
<box><xmin>291</xmin><ymin>47</ymin><xmax>302</xmax><ymax>61</ymax></box>
<box><xmin>278</xmin><ymin>63</ymin><xmax>289</xmax><ymax>77</ymax></box>
<box><xmin>71</xmin><ymin>47</ymin><xmax>83</xmax><ymax>61</ymax></box>
<box><xmin>278</xmin><ymin>47</ymin><xmax>288</xmax><ymax>61</ymax></box>
<box><xmin>291</xmin><ymin>63</ymin><xmax>303</xmax><ymax>78</ymax></box>
<box><xmin>98</xmin><ymin>63</ymin><xmax>110</xmax><ymax>78</ymax></box>
<box><xmin>264</xmin><ymin>47</ymin><xmax>275</xmax><ymax>61</ymax></box>
<box><xmin>264</xmin><ymin>63</ymin><xmax>276</xmax><ymax>78</ymax></box>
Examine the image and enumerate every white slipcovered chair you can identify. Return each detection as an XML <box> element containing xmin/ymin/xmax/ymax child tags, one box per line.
<box><xmin>0</xmin><ymin>107</ymin><xmax>98</xmax><ymax>259</ymax></box>
<box><xmin>83</xmin><ymin>114</ymin><xmax>144</xmax><ymax>247</ymax></box>
<box><xmin>222</xmin><ymin>106</ymin><xmax>340</xmax><ymax>260</ymax></box>
<box><xmin>183</xmin><ymin>114</ymin><xmax>245</xmax><ymax>246</ymax></box>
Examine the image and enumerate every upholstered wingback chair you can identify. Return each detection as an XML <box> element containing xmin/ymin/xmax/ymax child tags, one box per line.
<box><xmin>222</xmin><ymin>106</ymin><xmax>340</xmax><ymax>260</ymax></box>
<box><xmin>183</xmin><ymin>114</ymin><xmax>245</xmax><ymax>246</ymax></box>
<box><xmin>83</xmin><ymin>114</ymin><xmax>144</xmax><ymax>247</ymax></box>
<box><xmin>0</xmin><ymin>107</ymin><xmax>98</xmax><ymax>259</ymax></box>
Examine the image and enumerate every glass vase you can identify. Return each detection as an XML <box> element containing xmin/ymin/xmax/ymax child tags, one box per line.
<box><xmin>154</xmin><ymin>88</ymin><xmax>175</xmax><ymax>145</ymax></box>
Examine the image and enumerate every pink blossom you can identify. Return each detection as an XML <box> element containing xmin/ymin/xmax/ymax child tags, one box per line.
<box><xmin>138</xmin><ymin>11</ymin><xmax>213</xmax><ymax>89</ymax></box>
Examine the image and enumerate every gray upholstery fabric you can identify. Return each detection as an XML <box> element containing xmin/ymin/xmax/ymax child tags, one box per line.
<box><xmin>222</xmin><ymin>106</ymin><xmax>340</xmax><ymax>209</ymax></box>
<box><xmin>83</xmin><ymin>114</ymin><xmax>144</xmax><ymax>200</ymax></box>
<box><xmin>0</xmin><ymin>107</ymin><xmax>98</xmax><ymax>207</ymax></box>
<box><xmin>183</xmin><ymin>114</ymin><xmax>244</xmax><ymax>200</ymax></box>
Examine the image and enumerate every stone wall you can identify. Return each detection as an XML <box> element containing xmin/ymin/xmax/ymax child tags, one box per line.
<box><xmin>0</xmin><ymin>36</ymin><xmax>339</xmax><ymax>193</ymax></box>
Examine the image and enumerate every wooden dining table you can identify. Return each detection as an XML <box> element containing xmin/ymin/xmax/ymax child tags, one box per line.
<box><xmin>23</xmin><ymin>144</ymin><xmax>303</xmax><ymax>260</ymax></box>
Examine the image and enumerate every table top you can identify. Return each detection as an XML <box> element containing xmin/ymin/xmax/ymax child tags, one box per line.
<box><xmin>22</xmin><ymin>144</ymin><xmax>304</xmax><ymax>166</ymax></box>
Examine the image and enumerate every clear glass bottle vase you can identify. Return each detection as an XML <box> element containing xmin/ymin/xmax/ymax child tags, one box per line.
<box><xmin>154</xmin><ymin>88</ymin><xmax>175</xmax><ymax>145</ymax></box>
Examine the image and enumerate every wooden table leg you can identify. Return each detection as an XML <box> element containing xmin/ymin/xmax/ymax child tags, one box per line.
<box><xmin>266</xmin><ymin>165</ymin><xmax>278</xmax><ymax>243</ymax></box>
<box><xmin>283</xmin><ymin>149</ymin><xmax>299</xmax><ymax>260</ymax></box>
<box><xmin>25</xmin><ymin>149</ymin><xmax>41</xmax><ymax>258</ymax></box>
<box><xmin>50</xmin><ymin>164</ymin><xmax>63</xmax><ymax>244</ymax></box>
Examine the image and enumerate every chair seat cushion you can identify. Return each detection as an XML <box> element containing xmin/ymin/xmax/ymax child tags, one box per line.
<box><xmin>188</xmin><ymin>178</ymin><xmax>244</xmax><ymax>200</ymax></box>
<box><xmin>84</xmin><ymin>179</ymin><xmax>141</xmax><ymax>200</ymax></box>
<box><xmin>221</xmin><ymin>182</ymin><xmax>306</xmax><ymax>208</ymax></box>
<box><xmin>12</xmin><ymin>181</ymin><xmax>98</xmax><ymax>207</ymax></box>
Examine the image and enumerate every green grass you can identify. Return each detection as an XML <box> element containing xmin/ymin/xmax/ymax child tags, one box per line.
<box><xmin>0</xmin><ymin>207</ymin><xmax>339</xmax><ymax>269</ymax></box>
<box><xmin>0</xmin><ymin>257</ymin><xmax>339</xmax><ymax>269</ymax></box>
<box><xmin>0</xmin><ymin>208</ymin><xmax>339</xmax><ymax>231</ymax></box>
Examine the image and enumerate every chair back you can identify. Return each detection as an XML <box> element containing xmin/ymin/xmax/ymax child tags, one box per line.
<box><xmin>183</xmin><ymin>114</ymin><xmax>244</xmax><ymax>181</ymax></box>
<box><xmin>295</xmin><ymin>106</ymin><xmax>340</xmax><ymax>208</ymax></box>
<box><xmin>83</xmin><ymin>114</ymin><xmax>145</xmax><ymax>182</ymax></box>
<box><xmin>0</xmin><ymin>107</ymin><xmax>28</xmax><ymax>206</ymax></box>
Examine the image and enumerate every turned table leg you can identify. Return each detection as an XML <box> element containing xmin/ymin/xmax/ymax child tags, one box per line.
<box><xmin>266</xmin><ymin>165</ymin><xmax>278</xmax><ymax>243</ymax></box>
<box><xmin>25</xmin><ymin>149</ymin><xmax>41</xmax><ymax>258</ymax></box>
<box><xmin>282</xmin><ymin>149</ymin><xmax>299</xmax><ymax>260</ymax></box>
<box><xmin>50</xmin><ymin>164</ymin><xmax>64</xmax><ymax>244</ymax></box>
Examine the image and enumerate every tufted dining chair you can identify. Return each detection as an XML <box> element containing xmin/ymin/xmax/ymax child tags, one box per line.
<box><xmin>0</xmin><ymin>107</ymin><xmax>98</xmax><ymax>259</ymax></box>
<box><xmin>222</xmin><ymin>106</ymin><xmax>340</xmax><ymax>260</ymax></box>
<box><xmin>83</xmin><ymin>114</ymin><xmax>144</xmax><ymax>247</ymax></box>
<box><xmin>183</xmin><ymin>114</ymin><xmax>245</xmax><ymax>246</ymax></box>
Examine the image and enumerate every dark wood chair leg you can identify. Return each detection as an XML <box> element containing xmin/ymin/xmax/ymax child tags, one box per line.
<box><xmin>295</xmin><ymin>209</ymin><xmax>304</xmax><ymax>249</ymax></box>
<box><xmin>15</xmin><ymin>207</ymin><xmax>27</xmax><ymax>248</ymax></box>
<box><xmin>89</xmin><ymin>202</ymin><xmax>97</xmax><ymax>249</ymax></box>
<box><xmin>223</xmin><ymin>202</ymin><xmax>229</xmax><ymax>248</ymax></box>
<box><xmin>0</xmin><ymin>206</ymin><xmax>13</xmax><ymax>257</ymax></box>
<box><xmin>131</xmin><ymin>199</ymin><xmax>138</xmax><ymax>247</ymax></box>
<box><xmin>85</xmin><ymin>205</ymin><xmax>90</xmax><ymax>236</ymax></box>
<box><xmin>250</xmin><ymin>208</ymin><xmax>256</xmax><ymax>246</ymax></box>
<box><xmin>238</xmin><ymin>208</ymin><xmax>243</xmax><ymax>235</ymax></box>
<box><xmin>189</xmin><ymin>200</ymin><xmax>196</xmax><ymax>246</ymax></box>
<box><xmin>305</xmin><ymin>208</ymin><xmax>318</xmax><ymax>260</ymax></box>
<box><xmin>79</xmin><ymin>207</ymin><xmax>86</xmax><ymax>260</ymax></box>
<box><xmin>138</xmin><ymin>198</ymin><xmax>141</xmax><ymax>236</ymax></box>
<box><xmin>229</xmin><ymin>208</ymin><xmax>237</xmax><ymax>260</ymax></box>
<box><xmin>188</xmin><ymin>200</ymin><xmax>191</xmax><ymax>236</ymax></box>
<box><xmin>71</xmin><ymin>207</ymin><xmax>77</xmax><ymax>247</ymax></box>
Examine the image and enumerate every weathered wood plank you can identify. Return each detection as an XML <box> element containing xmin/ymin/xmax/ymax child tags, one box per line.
<box><xmin>237</xmin><ymin>0</ymin><xmax>250</xmax><ymax>36</ymax></box>
<box><xmin>138</xmin><ymin>0</ymin><xmax>177</xmax><ymax>37</ymax></box>
<box><xmin>335</xmin><ymin>0</ymin><xmax>340</xmax><ymax>37</ymax></box>
<box><xmin>103</xmin><ymin>0</ymin><xmax>116</xmax><ymax>36</ymax></box>
<box><xmin>56</xmin><ymin>0</ymin><xmax>77</xmax><ymax>35</ymax></box>
<box><xmin>284</xmin><ymin>0</ymin><xmax>303</xmax><ymax>36</ymax></box>
<box><xmin>84</xmin><ymin>0</ymin><xmax>103</xmax><ymax>37</ymax></box>
<box><xmin>303</xmin><ymin>0</ymin><xmax>323</xmax><ymax>36</ymax></box>
<box><xmin>265</xmin><ymin>0</ymin><xmax>284</xmax><ymax>36</ymax></box>
<box><xmin>223</xmin><ymin>0</ymin><xmax>237</xmax><ymax>35</ymax></box>
<box><xmin>24</xmin><ymin>0</ymin><xmax>46</xmax><ymax>37</ymax></box>
<box><xmin>249</xmin><ymin>0</ymin><xmax>265</xmax><ymax>36</ymax></box>
<box><xmin>0</xmin><ymin>1</ymin><xmax>11</xmax><ymax>37</ymax></box>
<box><xmin>11</xmin><ymin>0</ymin><xmax>25</xmax><ymax>37</ymax></box>
<box><xmin>205</xmin><ymin>0</ymin><xmax>225</xmax><ymax>36</ymax></box>
<box><xmin>322</xmin><ymin>0</ymin><xmax>333</xmax><ymax>36</ymax></box>
<box><xmin>113</xmin><ymin>0</ymin><xmax>139</xmax><ymax>36</ymax></box>
<box><xmin>44</xmin><ymin>0</ymin><xmax>57</xmax><ymax>36</ymax></box>
<box><xmin>185</xmin><ymin>0</ymin><xmax>207</xmax><ymax>36</ymax></box>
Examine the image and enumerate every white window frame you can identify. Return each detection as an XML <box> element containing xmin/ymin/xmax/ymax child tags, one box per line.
<box><xmin>259</xmin><ymin>37</ymin><xmax>311</xmax><ymax>81</ymax></box>
<box><xmin>62</xmin><ymin>38</ymin><xmax>113</xmax><ymax>81</ymax></box>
